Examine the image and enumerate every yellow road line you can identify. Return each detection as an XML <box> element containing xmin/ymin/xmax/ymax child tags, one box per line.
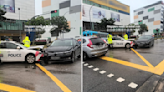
<box><xmin>100</xmin><ymin>56</ymin><xmax>163</xmax><ymax>75</ymax></box>
<box><xmin>0</xmin><ymin>83</ymin><xmax>35</xmax><ymax>92</ymax></box>
<box><xmin>131</xmin><ymin>48</ymin><xmax>154</xmax><ymax>68</ymax></box>
<box><xmin>36</xmin><ymin>63</ymin><xmax>72</xmax><ymax>92</ymax></box>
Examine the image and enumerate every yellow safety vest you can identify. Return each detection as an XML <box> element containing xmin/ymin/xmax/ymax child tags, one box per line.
<box><xmin>124</xmin><ymin>34</ymin><xmax>128</xmax><ymax>40</ymax></box>
<box><xmin>23</xmin><ymin>36</ymin><xmax>31</xmax><ymax>48</ymax></box>
<box><xmin>107</xmin><ymin>34</ymin><xmax>113</xmax><ymax>44</ymax></box>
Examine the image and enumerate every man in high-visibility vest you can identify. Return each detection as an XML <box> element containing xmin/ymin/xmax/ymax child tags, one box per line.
<box><xmin>107</xmin><ymin>32</ymin><xmax>113</xmax><ymax>48</ymax></box>
<box><xmin>23</xmin><ymin>36</ymin><xmax>31</xmax><ymax>48</ymax></box>
<box><xmin>123</xmin><ymin>33</ymin><xmax>128</xmax><ymax>40</ymax></box>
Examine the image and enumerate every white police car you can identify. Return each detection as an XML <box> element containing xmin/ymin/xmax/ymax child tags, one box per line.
<box><xmin>111</xmin><ymin>36</ymin><xmax>134</xmax><ymax>48</ymax></box>
<box><xmin>0</xmin><ymin>41</ymin><xmax>44</xmax><ymax>64</ymax></box>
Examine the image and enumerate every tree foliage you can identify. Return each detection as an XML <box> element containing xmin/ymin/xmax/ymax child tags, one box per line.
<box><xmin>50</xmin><ymin>16</ymin><xmax>70</xmax><ymax>38</ymax></box>
<box><xmin>138</xmin><ymin>24</ymin><xmax>148</xmax><ymax>34</ymax></box>
<box><xmin>35</xmin><ymin>27</ymin><xmax>46</xmax><ymax>38</ymax></box>
<box><xmin>0</xmin><ymin>8</ymin><xmax>6</xmax><ymax>21</ymax></box>
<box><xmin>25</xmin><ymin>16</ymin><xmax>50</xmax><ymax>25</ymax></box>
<box><xmin>97</xmin><ymin>18</ymin><xmax>115</xmax><ymax>30</ymax></box>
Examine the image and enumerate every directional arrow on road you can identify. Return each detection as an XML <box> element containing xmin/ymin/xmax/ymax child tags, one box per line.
<box><xmin>100</xmin><ymin>48</ymin><xmax>164</xmax><ymax>75</ymax></box>
<box><xmin>0</xmin><ymin>83</ymin><xmax>35</xmax><ymax>92</ymax></box>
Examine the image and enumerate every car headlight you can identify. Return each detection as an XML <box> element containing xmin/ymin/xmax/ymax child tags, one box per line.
<box><xmin>64</xmin><ymin>51</ymin><xmax>72</xmax><ymax>54</ymax></box>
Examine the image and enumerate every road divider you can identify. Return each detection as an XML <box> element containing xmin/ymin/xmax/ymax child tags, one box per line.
<box><xmin>0</xmin><ymin>83</ymin><xmax>35</xmax><ymax>92</ymax></box>
<box><xmin>36</xmin><ymin>63</ymin><xmax>72</xmax><ymax>92</ymax></box>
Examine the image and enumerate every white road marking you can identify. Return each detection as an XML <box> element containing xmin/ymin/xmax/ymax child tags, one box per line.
<box><xmin>107</xmin><ymin>74</ymin><xmax>114</xmax><ymax>78</ymax></box>
<box><xmin>116</xmin><ymin>77</ymin><xmax>125</xmax><ymax>82</ymax></box>
<box><xmin>99</xmin><ymin>71</ymin><xmax>106</xmax><ymax>74</ymax></box>
<box><xmin>84</xmin><ymin>63</ymin><xmax>89</xmax><ymax>66</ymax></box>
<box><xmin>93</xmin><ymin>68</ymin><xmax>99</xmax><ymax>71</ymax></box>
<box><xmin>88</xmin><ymin>65</ymin><xmax>93</xmax><ymax>68</ymax></box>
<box><xmin>128</xmin><ymin>82</ymin><xmax>138</xmax><ymax>88</ymax></box>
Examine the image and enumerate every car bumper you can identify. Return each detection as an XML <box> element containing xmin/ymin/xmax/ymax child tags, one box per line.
<box><xmin>88</xmin><ymin>48</ymin><xmax>108</xmax><ymax>58</ymax></box>
<box><xmin>44</xmin><ymin>52</ymin><xmax>72</xmax><ymax>61</ymax></box>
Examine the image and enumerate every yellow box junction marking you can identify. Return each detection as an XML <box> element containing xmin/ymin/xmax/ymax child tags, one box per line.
<box><xmin>0</xmin><ymin>83</ymin><xmax>35</xmax><ymax>92</ymax></box>
<box><xmin>36</xmin><ymin>64</ymin><xmax>72</xmax><ymax>92</ymax></box>
<box><xmin>100</xmin><ymin>48</ymin><xmax>164</xmax><ymax>75</ymax></box>
<box><xmin>131</xmin><ymin>48</ymin><xmax>154</xmax><ymax>68</ymax></box>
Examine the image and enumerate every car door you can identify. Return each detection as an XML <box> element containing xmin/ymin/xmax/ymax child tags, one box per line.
<box><xmin>0</xmin><ymin>42</ymin><xmax>8</xmax><ymax>61</ymax></box>
<box><xmin>73</xmin><ymin>39</ymin><xmax>80</xmax><ymax>58</ymax></box>
<box><xmin>112</xmin><ymin>37</ymin><xmax>117</xmax><ymax>47</ymax></box>
<box><xmin>114</xmin><ymin>37</ymin><xmax>124</xmax><ymax>47</ymax></box>
<box><xmin>6</xmin><ymin>42</ymin><xmax>24</xmax><ymax>62</ymax></box>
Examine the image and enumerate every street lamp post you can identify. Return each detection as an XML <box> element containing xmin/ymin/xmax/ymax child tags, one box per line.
<box><xmin>18</xmin><ymin>8</ymin><xmax>21</xmax><ymax>42</ymax></box>
<box><xmin>89</xmin><ymin>5</ymin><xmax>94</xmax><ymax>30</ymax></box>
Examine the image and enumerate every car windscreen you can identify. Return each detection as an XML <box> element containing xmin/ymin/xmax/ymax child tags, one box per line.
<box><xmin>90</xmin><ymin>38</ymin><xmax>105</xmax><ymax>45</ymax></box>
<box><xmin>138</xmin><ymin>36</ymin><xmax>152</xmax><ymax>40</ymax></box>
<box><xmin>51</xmin><ymin>39</ymin><xmax>73</xmax><ymax>46</ymax></box>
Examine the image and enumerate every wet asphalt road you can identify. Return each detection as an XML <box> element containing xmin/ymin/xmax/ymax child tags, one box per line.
<box><xmin>83</xmin><ymin>39</ymin><xmax>164</xmax><ymax>92</ymax></box>
<box><xmin>0</xmin><ymin>59</ymin><xmax>81</xmax><ymax>92</ymax></box>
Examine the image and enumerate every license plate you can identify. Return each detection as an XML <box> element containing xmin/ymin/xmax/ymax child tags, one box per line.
<box><xmin>51</xmin><ymin>57</ymin><xmax>60</xmax><ymax>60</ymax></box>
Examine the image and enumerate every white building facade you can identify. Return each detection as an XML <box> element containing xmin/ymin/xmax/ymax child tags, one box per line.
<box><xmin>133</xmin><ymin>1</ymin><xmax>164</xmax><ymax>35</ymax></box>
<box><xmin>42</xmin><ymin>0</ymin><xmax>82</xmax><ymax>39</ymax></box>
<box><xmin>82</xmin><ymin>0</ymin><xmax>131</xmax><ymax>31</ymax></box>
<box><xmin>1</xmin><ymin>0</ymin><xmax>35</xmax><ymax>20</ymax></box>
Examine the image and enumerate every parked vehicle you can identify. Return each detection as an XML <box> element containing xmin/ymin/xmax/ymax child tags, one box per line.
<box><xmin>83</xmin><ymin>36</ymin><xmax>108</xmax><ymax>61</ymax></box>
<box><xmin>0</xmin><ymin>41</ymin><xmax>44</xmax><ymax>64</ymax></box>
<box><xmin>35</xmin><ymin>38</ymin><xmax>51</xmax><ymax>45</ymax></box>
<box><xmin>44</xmin><ymin>38</ymin><xmax>81</xmax><ymax>63</ymax></box>
<box><xmin>133</xmin><ymin>35</ymin><xmax>154</xmax><ymax>48</ymax></box>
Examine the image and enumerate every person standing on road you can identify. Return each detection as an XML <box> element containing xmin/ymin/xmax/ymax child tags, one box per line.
<box><xmin>107</xmin><ymin>32</ymin><xmax>113</xmax><ymax>48</ymax></box>
<box><xmin>124</xmin><ymin>33</ymin><xmax>128</xmax><ymax>40</ymax></box>
<box><xmin>23</xmin><ymin>36</ymin><xmax>31</xmax><ymax>48</ymax></box>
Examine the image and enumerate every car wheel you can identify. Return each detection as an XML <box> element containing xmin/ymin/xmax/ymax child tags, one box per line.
<box><xmin>83</xmin><ymin>52</ymin><xmax>88</xmax><ymax>61</ymax></box>
<box><xmin>125</xmin><ymin>43</ymin><xmax>130</xmax><ymax>49</ymax></box>
<box><xmin>71</xmin><ymin>52</ymin><xmax>75</xmax><ymax>63</ymax></box>
<box><xmin>25</xmin><ymin>54</ymin><xmax>35</xmax><ymax>64</ymax></box>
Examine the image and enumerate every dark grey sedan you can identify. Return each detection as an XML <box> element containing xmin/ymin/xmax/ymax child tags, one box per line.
<box><xmin>134</xmin><ymin>35</ymin><xmax>154</xmax><ymax>48</ymax></box>
<box><xmin>44</xmin><ymin>38</ymin><xmax>81</xmax><ymax>63</ymax></box>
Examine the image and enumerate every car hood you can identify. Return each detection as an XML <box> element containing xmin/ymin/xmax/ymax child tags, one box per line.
<box><xmin>46</xmin><ymin>46</ymin><xmax>73</xmax><ymax>52</ymax></box>
<box><xmin>27</xmin><ymin>45</ymin><xmax>44</xmax><ymax>51</ymax></box>
<box><xmin>135</xmin><ymin>39</ymin><xmax>149</xmax><ymax>42</ymax></box>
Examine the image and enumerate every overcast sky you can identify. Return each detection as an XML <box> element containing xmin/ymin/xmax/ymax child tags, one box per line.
<box><xmin>35</xmin><ymin>0</ymin><xmax>163</xmax><ymax>23</ymax></box>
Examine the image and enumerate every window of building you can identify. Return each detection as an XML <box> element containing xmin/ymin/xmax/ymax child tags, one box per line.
<box><xmin>143</xmin><ymin>16</ymin><xmax>148</xmax><ymax>20</ymax></box>
<box><xmin>148</xmin><ymin>18</ymin><xmax>154</xmax><ymax>22</ymax></box>
<box><xmin>154</xmin><ymin>9</ymin><xmax>161</xmax><ymax>14</ymax></box>
<box><xmin>138</xmin><ymin>11</ymin><xmax>143</xmax><ymax>15</ymax></box>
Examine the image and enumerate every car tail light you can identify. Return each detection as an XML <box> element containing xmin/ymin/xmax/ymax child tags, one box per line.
<box><xmin>101</xmin><ymin>38</ymin><xmax>106</xmax><ymax>43</ymax></box>
<box><xmin>87</xmin><ymin>39</ymin><xmax>93</xmax><ymax>48</ymax></box>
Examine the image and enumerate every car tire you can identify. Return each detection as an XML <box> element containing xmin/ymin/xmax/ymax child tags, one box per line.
<box><xmin>125</xmin><ymin>43</ymin><xmax>131</xmax><ymax>49</ymax></box>
<box><xmin>83</xmin><ymin>52</ymin><xmax>88</xmax><ymax>61</ymax></box>
<box><xmin>25</xmin><ymin>54</ymin><xmax>35</xmax><ymax>64</ymax></box>
<box><xmin>71</xmin><ymin>52</ymin><xmax>75</xmax><ymax>63</ymax></box>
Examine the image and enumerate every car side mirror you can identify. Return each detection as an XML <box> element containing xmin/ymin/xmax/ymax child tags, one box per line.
<box><xmin>17</xmin><ymin>46</ymin><xmax>21</xmax><ymax>50</ymax></box>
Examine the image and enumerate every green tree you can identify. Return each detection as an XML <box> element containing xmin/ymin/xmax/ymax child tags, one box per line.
<box><xmin>138</xmin><ymin>24</ymin><xmax>148</xmax><ymax>34</ymax></box>
<box><xmin>25</xmin><ymin>16</ymin><xmax>50</xmax><ymax>25</ymax></box>
<box><xmin>50</xmin><ymin>16</ymin><xmax>70</xmax><ymax>39</ymax></box>
<box><xmin>0</xmin><ymin>9</ymin><xmax>7</xmax><ymax>27</ymax></box>
<box><xmin>0</xmin><ymin>8</ymin><xmax>6</xmax><ymax>21</ymax></box>
<box><xmin>35</xmin><ymin>27</ymin><xmax>46</xmax><ymax>38</ymax></box>
<box><xmin>97</xmin><ymin>18</ymin><xmax>115</xmax><ymax>31</ymax></box>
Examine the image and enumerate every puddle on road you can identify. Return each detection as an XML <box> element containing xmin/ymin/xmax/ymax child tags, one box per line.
<box><xmin>48</xmin><ymin>70</ymin><xmax>76</xmax><ymax>74</ymax></box>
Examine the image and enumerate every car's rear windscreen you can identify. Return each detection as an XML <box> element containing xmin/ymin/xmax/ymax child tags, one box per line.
<box><xmin>90</xmin><ymin>38</ymin><xmax>105</xmax><ymax>45</ymax></box>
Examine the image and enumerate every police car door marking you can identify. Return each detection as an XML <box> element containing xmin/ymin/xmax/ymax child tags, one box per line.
<box><xmin>116</xmin><ymin>43</ymin><xmax>123</xmax><ymax>45</ymax></box>
<box><xmin>8</xmin><ymin>54</ymin><xmax>21</xmax><ymax>57</ymax></box>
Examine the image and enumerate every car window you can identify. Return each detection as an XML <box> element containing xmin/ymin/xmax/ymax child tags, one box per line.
<box><xmin>112</xmin><ymin>37</ymin><xmax>116</xmax><ymax>40</ymax></box>
<box><xmin>90</xmin><ymin>38</ymin><xmax>105</xmax><ymax>45</ymax></box>
<box><xmin>0</xmin><ymin>43</ymin><xmax>6</xmax><ymax>49</ymax></box>
<box><xmin>6</xmin><ymin>43</ymin><xmax>17</xmax><ymax>49</ymax></box>
<box><xmin>115</xmin><ymin>37</ymin><xmax>121</xmax><ymax>40</ymax></box>
<box><xmin>51</xmin><ymin>39</ymin><xmax>73</xmax><ymax>46</ymax></box>
<box><xmin>83</xmin><ymin>39</ymin><xmax>86</xmax><ymax>43</ymax></box>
